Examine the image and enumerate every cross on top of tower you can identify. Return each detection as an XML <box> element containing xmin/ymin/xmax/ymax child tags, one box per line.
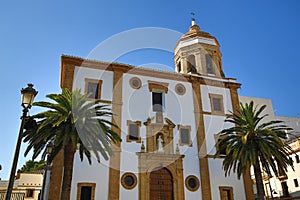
<box><xmin>191</xmin><ymin>12</ymin><xmax>196</xmax><ymax>26</ymax></box>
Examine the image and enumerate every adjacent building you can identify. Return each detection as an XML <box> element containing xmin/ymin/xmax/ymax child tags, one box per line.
<box><xmin>0</xmin><ymin>172</ymin><xmax>43</xmax><ymax>200</ymax></box>
<box><xmin>240</xmin><ymin>96</ymin><xmax>300</xmax><ymax>199</ymax></box>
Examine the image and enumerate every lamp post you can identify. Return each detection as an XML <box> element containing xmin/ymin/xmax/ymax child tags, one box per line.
<box><xmin>5</xmin><ymin>83</ymin><xmax>38</xmax><ymax>200</ymax></box>
<box><xmin>40</xmin><ymin>142</ymin><xmax>53</xmax><ymax>200</ymax></box>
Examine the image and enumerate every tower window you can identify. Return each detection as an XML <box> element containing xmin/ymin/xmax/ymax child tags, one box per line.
<box><xmin>206</xmin><ymin>54</ymin><xmax>215</xmax><ymax>75</ymax></box>
<box><xmin>85</xmin><ymin>79</ymin><xmax>102</xmax><ymax>99</ymax></box>
<box><xmin>187</xmin><ymin>55</ymin><xmax>197</xmax><ymax>73</ymax></box>
<box><xmin>177</xmin><ymin>61</ymin><xmax>182</xmax><ymax>73</ymax></box>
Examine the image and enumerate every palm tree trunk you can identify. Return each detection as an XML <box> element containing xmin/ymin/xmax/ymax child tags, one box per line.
<box><xmin>60</xmin><ymin>142</ymin><xmax>76</xmax><ymax>200</ymax></box>
<box><xmin>254</xmin><ymin>156</ymin><xmax>265</xmax><ymax>200</ymax></box>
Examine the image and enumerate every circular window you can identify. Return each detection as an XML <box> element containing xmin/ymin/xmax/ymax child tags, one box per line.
<box><xmin>130</xmin><ymin>77</ymin><xmax>142</xmax><ymax>89</ymax></box>
<box><xmin>185</xmin><ymin>175</ymin><xmax>200</xmax><ymax>191</ymax></box>
<box><xmin>121</xmin><ymin>172</ymin><xmax>137</xmax><ymax>190</ymax></box>
<box><xmin>175</xmin><ymin>83</ymin><xmax>186</xmax><ymax>95</ymax></box>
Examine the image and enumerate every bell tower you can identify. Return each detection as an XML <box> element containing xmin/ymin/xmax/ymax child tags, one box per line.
<box><xmin>174</xmin><ymin>18</ymin><xmax>225</xmax><ymax>78</ymax></box>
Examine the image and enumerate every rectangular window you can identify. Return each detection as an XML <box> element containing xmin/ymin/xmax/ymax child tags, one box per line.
<box><xmin>152</xmin><ymin>92</ymin><xmax>163</xmax><ymax>112</ymax></box>
<box><xmin>209</xmin><ymin>94</ymin><xmax>224</xmax><ymax>114</ymax></box>
<box><xmin>180</xmin><ymin>129</ymin><xmax>190</xmax><ymax>144</ymax></box>
<box><xmin>80</xmin><ymin>186</ymin><xmax>92</xmax><ymax>200</ymax></box>
<box><xmin>26</xmin><ymin>189</ymin><xmax>34</xmax><ymax>197</ymax></box>
<box><xmin>85</xmin><ymin>79</ymin><xmax>102</xmax><ymax>99</ymax></box>
<box><xmin>178</xmin><ymin>125</ymin><xmax>192</xmax><ymax>146</ymax></box>
<box><xmin>219</xmin><ymin>186</ymin><xmax>234</xmax><ymax>200</ymax></box>
<box><xmin>129</xmin><ymin>124</ymin><xmax>139</xmax><ymax>140</ymax></box>
<box><xmin>294</xmin><ymin>179</ymin><xmax>299</xmax><ymax>187</ymax></box>
<box><xmin>77</xmin><ymin>183</ymin><xmax>96</xmax><ymax>200</ymax></box>
<box><xmin>296</xmin><ymin>154</ymin><xmax>300</xmax><ymax>163</ymax></box>
<box><xmin>126</xmin><ymin>121</ymin><xmax>141</xmax><ymax>143</ymax></box>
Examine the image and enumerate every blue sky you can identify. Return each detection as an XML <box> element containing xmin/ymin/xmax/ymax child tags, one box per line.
<box><xmin>0</xmin><ymin>0</ymin><xmax>299</xmax><ymax>179</ymax></box>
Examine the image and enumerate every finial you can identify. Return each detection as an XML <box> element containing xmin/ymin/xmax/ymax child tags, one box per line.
<box><xmin>141</xmin><ymin>141</ymin><xmax>145</xmax><ymax>152</ymax></box>
<box><xmin>191</xmin><ymin>12</ymin><xmax>196</xmax><ymax>26</ymax></box>
<box><xmin>176</xmin><ymin>143</ymin><xmax>180</xmax><ymax>155</ymax></box>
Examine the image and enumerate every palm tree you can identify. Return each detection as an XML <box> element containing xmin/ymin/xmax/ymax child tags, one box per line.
<box><xmin>215</xmin><ymin>101</ymin><xmax>294</xmax><ymax>200</ymax></box>
<box><xmin>23</xmin><ymin>88</ymin><xmax>121</xmax><ymax>200</ymax></box>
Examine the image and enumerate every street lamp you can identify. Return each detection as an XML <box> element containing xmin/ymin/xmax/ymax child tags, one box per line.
<box><xmin>5</xmin><ymin>83</ymin><xmax>38</xmax><ymax>200</ymax></box>
<box><xmin>40</xmin><ymin>142</ymin><xmax>53</xmax><ymax>200</ymax></box>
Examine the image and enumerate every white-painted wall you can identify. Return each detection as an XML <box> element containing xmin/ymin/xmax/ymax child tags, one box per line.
<box><xmin>73</xmin><ymin>66</ymin><xmax>114</xmax><ymax>101</ymax></box>
<box><xmin>201</xmin><ymin>85</ymin><xmax>233</xmax><ymax>155</ymax></box>
<box><xmin>209</xmin><ymin>159</ymin><xmax>247</xmax><ymax>200</ymax></box>
<box><xmin>70</xmin><ymin>152</ymin><xmax>111</xmax><ymax>200</ymax></box>
<box><xmin>69</xmin><ymin>68</ymin><xmax>248</xmax><ymax>199</ymax></box>
<box><xmin>120</xmin><ymin>73</ymin><xmax>203</xmax><ymax>199</ymax></box>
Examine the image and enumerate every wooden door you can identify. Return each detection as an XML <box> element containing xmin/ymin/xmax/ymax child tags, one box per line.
<box><xmin>150</xmin><ymin>167</ymin><xmax>173</xmax><ymax>200</ymax></box>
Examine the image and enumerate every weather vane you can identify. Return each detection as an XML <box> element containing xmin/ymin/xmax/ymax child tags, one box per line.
<box><xmin>191</xmin><ymin>12</ymin><xmax>195</xmax><ymax>20</ymax></box>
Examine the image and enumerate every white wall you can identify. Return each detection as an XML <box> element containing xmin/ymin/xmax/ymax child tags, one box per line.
<box><xmin>209</xmin><ymin>159</ymin><xmax>247</xmax><ymax>200</ymax></box>
<box><xmin>73</xmin><ymin>66</ymin><xmax>114</xmax><ymax>101</ymax></box>
<box><xmin>201</xmin><ymin>85</ymin><xmax>233</xmax><ymax>114</ymax></box>
<box><xmin>121</xmin><ymin>73</ymin><xmax>202</xmax><ymax>199</ymax></box>
<box><xmin>70</xmin><ymin>151</ymin><xmax>111</xmax><ymax>200</ymax></box>
<box><xmin>200</xmin><ymin>85</ymin><xmax>233</xmax><ymax>155</ymax></box>
<box><xmin>69</xmin><ymin>67</ymin><xmax>249</xmax><ymax>199</ymax></box>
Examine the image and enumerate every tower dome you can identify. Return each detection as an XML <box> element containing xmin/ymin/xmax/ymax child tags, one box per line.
<box><xmin>174</xmin><ymin>19</ymin><xmax>224</xmax><ymax>78</ymax></box>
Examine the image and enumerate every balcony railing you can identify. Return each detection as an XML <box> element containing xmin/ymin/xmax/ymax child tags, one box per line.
<box><xmin>0</xmin><ymin>191</ymin><xmax>25</xmax><ymax>200</ymax></box>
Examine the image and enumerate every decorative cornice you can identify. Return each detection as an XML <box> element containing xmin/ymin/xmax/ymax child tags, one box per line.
<box><xmin>61</xmin><ymin>55</ymin><xmax>241</xmax><ymax>90</ymax></box>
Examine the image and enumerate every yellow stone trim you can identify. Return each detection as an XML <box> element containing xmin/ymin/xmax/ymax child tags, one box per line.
<box><xmin>108</xmin><ymin>68</ymin><xmax>123</xmax><ymax>200</ymax></box>
<box><xmin>77</xmin><ymin>182</ymin><xmax>96</xmax><ymax>200</ymax></box>
<box><xmin>121</xmin><ymin>172</ymin><xmax>138</xmax><ymax>190</ymax></box>
<box><xmin>148</xmin><ymin>80</ymin><xmax>169</xmax><ymax>93</ymax></box>
<box><xmin>129</xmin><ymin>77</ymin><xmax>142</xmax><ymax>89</ymax></box>
<box><xmin>219</xmin><ymin>186</ymin><xmax>234</xmax><ymax>200</ymax></box>
<box><xmin>175</xmin><ymin>83</ymin><xmax>186</xmax><ymax>95</ymax></box>
<box><xmin>203</xmin><ymin>111</ymin><xmax>232</xmax><ymax>117</ymax></box>
<box><xmin>144</xmin><ymin>121</ymin><xmax>175</xmax><ymax>154</ymax></box>
<box><xmin>185</xmin><ymin>175</ymin><xmax>200</xmax><ymax>192</ymax></box>
<box><xmin>60</xmin><ymin>55</ymin><xmax>241</xmax><ymax>91</ymax></box>
<box><xmin>126</xmin><ymin>120</ymin><xmax>142</xmax><ymax>143</ymax></box>
<box><xmin>136</xmin><ymin>153</ymin><xmax>185</xmax><ymax>200</ymax></box>
<box><xmin>177</xmin><ymin>125</ymin><xmax>192</xmax><ymax>147</ymax></box>
<box><xmin>191</xmin><ymin>81</ymin><xmax>212</xmax><ymax>200</ymax></box>
<box><xmin>209</xmin><ymin>93</ymin><xmax>225</xmax><ymax>115</ymax></box>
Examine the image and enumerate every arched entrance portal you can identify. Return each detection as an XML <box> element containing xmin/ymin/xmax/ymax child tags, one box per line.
<box><xmin>150</xmin><ymin>167</ymin><xmax>173</xmax><ymax>200</ymax></box>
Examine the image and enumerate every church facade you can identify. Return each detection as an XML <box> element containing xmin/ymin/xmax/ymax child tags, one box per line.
<box><xmin>49</xmin><ymin>20</ymin><xmax>254</xmax><ymax>200</ymax></box>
